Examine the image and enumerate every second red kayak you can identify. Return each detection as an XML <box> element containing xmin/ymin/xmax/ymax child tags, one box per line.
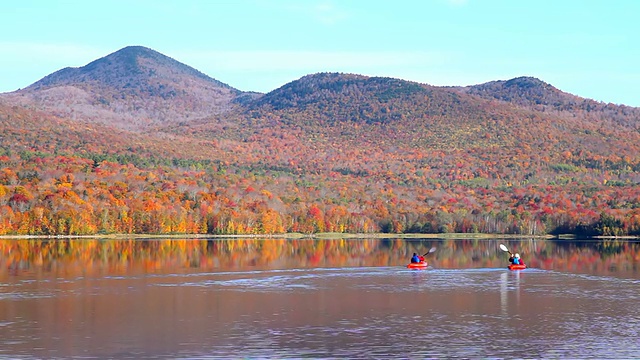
<box><xmin>508</xmin><ymin>263</ymin><xmax>527</xmax><ymax>270</ymax></box>
<box><xmin>407</xmin><ymin>262</ymin><xmax>428</xmax><ymax>269</ymax></box>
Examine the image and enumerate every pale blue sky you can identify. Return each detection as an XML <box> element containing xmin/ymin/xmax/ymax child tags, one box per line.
<box><xmin>1</xmin><ymin>0</ymin><xmax>639</xmax><ymax>106</ymax></box>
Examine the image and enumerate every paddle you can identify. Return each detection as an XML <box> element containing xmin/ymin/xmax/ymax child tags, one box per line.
<box><xmin>499</xmin><ymin>244</ymin><xmax>512</xmax><ymax>256</ymax></box>
<box><xmin>413</xmin><ymin>247</ymin><xmax>436</xmax><ymax>263</ymax></box>
<box><xmin>423</xmin><ymin>247</ymin><xmax>437</xmax><ymax>257</ymax></box>
<box><xmin>500</xmin><ymin>243</ymin><xmax>514</xmax><ymax>264</ymax></box>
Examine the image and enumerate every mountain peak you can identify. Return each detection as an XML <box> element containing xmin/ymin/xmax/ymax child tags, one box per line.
<box><xmin>27</xmin><ymin>45</ymin><xmax>229</xmax><ymax>91</ymax></box>
<box><xmin>255</xmin><ymin>72</ymin><xmax>433</xmax><ymax>111</ymax></box>
<box><xmin>104</xmin><ymin>45</ymin><xmax>158</xmax><ymax>58</ymax></box>
<box><xmin>469</xmin><ymin>76</ymin><xmax>557</xmax><ymax>95</ymax></box>
<box><xmin>10</xmin><ymin>46</ymin><xmax>243</xmax><ymax>130</ymax></box>
<box><xmin>84</xmin><ymin>45</ymin><xmax>165</xmax><ymax>73</ymax></box>
<box><xmin>503</xmin><ymin>76</ymin><xmax>551</xmax><ymax>89</ymax></box>
<box><xmin>460</xmin><ymin>76</ymin><xmax>580</xmax><ymax>108</ymax></box>
<box><xmin>113</xmin><ymin>45</ymin><xmax>157</xmax><ymax>55</ymax></box>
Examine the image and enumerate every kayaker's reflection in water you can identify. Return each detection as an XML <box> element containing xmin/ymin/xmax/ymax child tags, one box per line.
<box><xmin>411</xmin><ymin>253</ymin><xmax>424</xmax><ymax>263</ymax></box>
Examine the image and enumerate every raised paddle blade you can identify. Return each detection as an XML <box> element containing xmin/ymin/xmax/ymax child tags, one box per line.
<box><xmin>499</xmin><ymin>244</ymin><xmax>509</xmax><ymax>252</ymax></box>
<box><xmin>423</xmin><ymin>247</ymin><xmax>437</xmax><ymax>256</ymax></box>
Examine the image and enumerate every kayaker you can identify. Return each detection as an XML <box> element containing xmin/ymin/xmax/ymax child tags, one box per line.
<box><xmin>512</xmin><ymin>253</ymin><xmax>522</xmax><ymax>265</ymax></box>
<box><xmin>411</xmin><ymin>253</ymin><xmax>420</xmax><ymax>263</ymax></box>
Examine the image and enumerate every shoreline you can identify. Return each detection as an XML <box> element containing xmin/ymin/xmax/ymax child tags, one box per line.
<box><xmin>0</xmin><ymin>233</ymin><xmax>637</xmax><ymax>240</ymax></box>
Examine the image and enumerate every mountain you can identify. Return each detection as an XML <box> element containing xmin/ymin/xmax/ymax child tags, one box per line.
<box><xmin>1</xmin><ymin>47</ymin><xmax>640</xmax><ymax>237</ymax></box>
<box><xmin>174</xmin><ymin>72</ymin><xmax>639</xmax><ymax>187</ymax></box>
<box><xmin>457</xmin><ymin>76</ymin><xmax>640</xmax><ymax>129</ymax></box>
<box><xmin>1</xmin><ymin>46</ymin><xmax>250</xmax><ymax>131</ymax></box>
<box><xmin>458</xmin><ymin>76</ymin><xmax>575</xmax><ymax>108</ymax></box>
<box><xmin>221</xmin><ymin>72</ymin><xmax>635</xmax><ymax>153</ymax></box>
<box><xmin>247</xmin><ymin>72</ymin><xmax>467</xmax><ymax>122</ymax></box>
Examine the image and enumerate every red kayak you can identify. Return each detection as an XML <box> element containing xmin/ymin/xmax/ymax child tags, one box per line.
<box><xmin>508</xmin><ymin>263</ymin><xmax>527</xmax><ymax>270</ymax></box>
<box><xmin>407</xmin><ymin>262</ymin><xmax>428</xmax><ymax>269</ymax></box>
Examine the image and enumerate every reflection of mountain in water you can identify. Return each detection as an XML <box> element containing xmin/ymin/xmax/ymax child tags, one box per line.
<box><xmin>0</xmin><ymin>238</ymin><xmax>637</xmax><ymax>278</ymax></box>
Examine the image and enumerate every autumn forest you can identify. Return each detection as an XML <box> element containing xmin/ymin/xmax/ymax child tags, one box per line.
<box><xmin>1</xmin><ymin>46</ymin><xmax>639</xmax><ymax>236</ymax></box>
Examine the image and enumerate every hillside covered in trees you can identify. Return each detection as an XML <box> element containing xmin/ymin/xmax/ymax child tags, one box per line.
<box><xmin>0</xmin><ymin>46</ymin><xmax>639</xmax><ymax>236</ymax></box>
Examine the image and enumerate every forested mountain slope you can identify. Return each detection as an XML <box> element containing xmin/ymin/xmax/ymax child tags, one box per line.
<box><xmin>1</xmin><ymin>47</ymin><xmax>639</xmax><ymax>236</ymax></box>
<box><xmin>180</xmin><ymin>72</ymin><xmax>639</xmax><ymax>177</ymax></box>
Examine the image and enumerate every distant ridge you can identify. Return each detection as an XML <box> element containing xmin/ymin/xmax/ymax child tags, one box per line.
<box><xmin>1</xmin><ymin>45</ymin><xmax>638</xmax><ymax>133</ymax></box>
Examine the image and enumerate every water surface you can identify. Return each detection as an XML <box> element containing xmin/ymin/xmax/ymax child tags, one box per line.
<box><xmin>0</xmin><ymin>238</ymin><xmax>638</xmax><ymax>358</ymax></box>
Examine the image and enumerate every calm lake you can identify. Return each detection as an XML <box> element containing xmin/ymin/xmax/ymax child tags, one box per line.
<box><xmin>0</xmin><ymin>237</ymin><xmax>638</xmax><ymax>359</ymax></box>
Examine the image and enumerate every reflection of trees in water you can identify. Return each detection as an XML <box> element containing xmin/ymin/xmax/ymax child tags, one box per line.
<box><xmin>548</xmin><ymin>239</ymin><xmax>639</xmax><ymax>258</ymax></box>
<box><xmin>537</xmin><ymin>240</ymin><xmax>638</xmax><ymax>273</ymax></box>
<box><xmin>0</xmin><ymin>238</ymin><xmax>637</xmax><ymax>276</ymax></box>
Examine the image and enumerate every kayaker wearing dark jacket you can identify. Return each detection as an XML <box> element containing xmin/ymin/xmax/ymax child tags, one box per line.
<box><xmin>411</xmin><ymin>253</ymin><xmax>420</xmax><ymax>263</ymax></box>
